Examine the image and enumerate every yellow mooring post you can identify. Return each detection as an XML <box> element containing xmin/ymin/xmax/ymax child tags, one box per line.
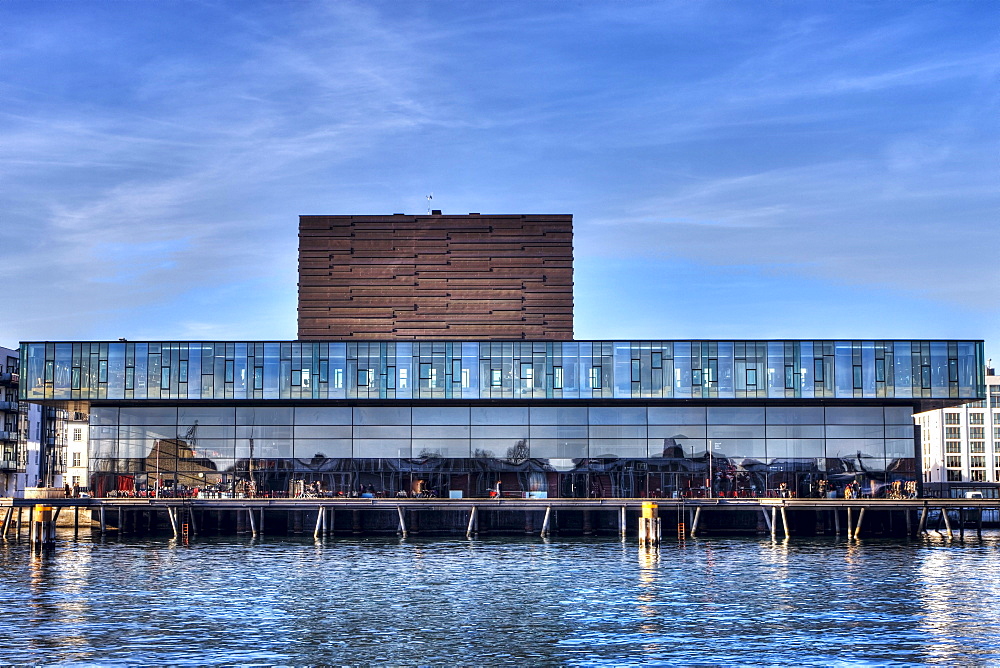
<box><xmin>31</xmin><ymin>505</ymin><xmax>55</xmax><ymax>550</ymax></box>
<box><xmin>639</xmin><ymin>502</ymin><xmax>661</xmax><ymax>546</ymax></box>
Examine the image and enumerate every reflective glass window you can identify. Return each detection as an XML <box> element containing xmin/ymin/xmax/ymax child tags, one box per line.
<box><xmin>708</xmin><ymin>425</ymin><xmax>765</xmax><ymax>439</ymax></box>
<box><xmin>90</xmin><ymin>407</ymin><xmax>119</xmax><ymax>426</ymax></box>
<box><xmin>765</xmin><ymin>425</ymin><xmax>824</xmax><ymax>439</ymax></box>
<box><xmin>354</xmin><ymin>406</ymin><xmax>411</xmax><ymax>425</ymax></box>
<box><xmin>119</xmin><ymin>407</ymin><xmax>177</xmax><ymax>425</ymax></box>
<box><xmin>470</xmin><ymin>439</ymin><xmax>527</xmax><ymax>457</ymax></box>
<box><xmin>648</xmin><ymin>406</ymin><xmax>706</xmax><ymax>425</ymax></box>
<box><xmin>766</xmin><ymin>439</ymin><xmax>825</xmax><ymax>459</ymax></box>
<box><xmin>590</xmin><ymin>439</ymin><xmax>646</xmax><ymax>458</ymax></box>
<box><xmin>296</xmin><ymin>440</ymin><xmax>352</xmax><ymax>459</ymax></box>
<box><xmin>529</xmin><ymin>425</ymin><xmax>588</xmax><ymax>439</ymax></box>
<box><xmin>590</xmin><ymin>425</ymin><xmax>646</xmax><ymax>439</ymax></box>
<box><xmin>236</xmin><ymin>407</ymin><xmax>293</xmax><ymax>425</ymax></box>
<box><xmin>412</xmin><ymin>440</ymin><xmax>470</xmax><ymax>458</ymax></box>
<box><xmin>529</xmin><ymin>406</ymin><xmax>587</xmax><ymax>425</ymax></box>
<box><xmin>411</xmin><ymin>425</ymin><xmax>470</xmax><ymax>439</ymax></box>
<box><xmin>648</xmin><ymin>425</ymin><xmax>706</xmax><ymax>439</ymax></box>
<box><xmin>471</xmin><ymin>406</ymin><xmax>528</xmax><ymax>425</ymax></box>
<box><xmin>179</xmin><ymin>407</ymin><xmax>235</xmax><ymax>427</ymax></box>
<box><xmin>708</xmin><ymin>406</ymin><xmax>765</xmax><ymax>425</ymax></box>
<box><xmin>765</xmin><ymin>406</ymin><xmax>824</xmax><ymax>424</ymax></box>
<box><xmin>412</xmin><ymin>407</ymin><xmax>470</xmax><ymax>425</ymax></box>
<box><xmin>589</xmin><ymin>406</ymin><xmax>646</xmax><ymax>425</ymax></box>
<box><xmin>293</xmin><ymin>425</ymin><xmax>352</xmax><ymax>439</ymax></box>
<box><xmin>884</xmin><ymin>406</ymin><xmax>914</xmax><ymax>425</ymax></box>
<box><xmin>354</xmin><ymin>439</ymin><xmax>411</xmax><ymax>458</ymax></box>
<box><xmin>825</xmin><ymin>407</ymin><xmax>884</xmax><ymax>425</ymax></box>
<box><xmin>294</xmin><ymin>407</ymin><xmax>352</xmax><ymax>425</ymax></box>
<box><xmin>826</xmin><ymin>425</ymin><xmax>886</xmax><ymax>439</ymax></box>
<box><xmin>529</xmin><ymin>439</ymin><xmax>587</xmax><ymax>459</ymax></box>
<box><xmin>354</xmin><ymin>425</ymin><xmax>411</xmax><ymax>439</ymax></box>
<box><xmin>471</xmin><ymin>425</ymin><xmax>529</xmax><ymax>439</ymax></box>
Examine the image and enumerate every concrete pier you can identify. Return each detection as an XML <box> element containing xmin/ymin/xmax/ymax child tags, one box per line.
<box><xmin>2</xmin><ymin>497</ymin><xmax>998</xmax><ymax>543</ymax></box>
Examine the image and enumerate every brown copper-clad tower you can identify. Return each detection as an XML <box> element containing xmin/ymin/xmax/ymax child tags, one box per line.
<box><xmin>298</xmin><ymin>212</ymin><xmax>573</xmax><ymax>340</ymax></box>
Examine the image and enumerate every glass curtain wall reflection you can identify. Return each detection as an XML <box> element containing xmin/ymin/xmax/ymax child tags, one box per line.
<box><xmin>23</xmin><ymin>339</ymin><xmax>983</xmax><ymax>499</ymax></box>
<box><xmin>22</xmin><ymin>340</ymin><xmax>985</xmax><ymax>403</ymax></box>
<box><xmin>87</xmin><ymin>403</ymin><xmax>918</xmax><ymax>500</ymax></box>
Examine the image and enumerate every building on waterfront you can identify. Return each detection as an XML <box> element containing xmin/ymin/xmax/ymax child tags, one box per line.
<box><xmin>1</xmin><ymin>343</ymin><xmax>73</xmax><ymax>498</ymax></box>
<box><xmin>0</xmin><ymin>345</ymin><xmax>22</xmax><ymax>496</ymax></box>
<box><xmin>19</xmin><ymin>339</ymin><xmax>984</xmax><ymax>499</ymax></box>
<box><xmin>916</xmin><ymin>366</ymin><xmax>1000</xmax><ymax>497</ymax></box>
<box><xmin>298</xmin><ymin>213</ymin><xmax>573</xmax><ymax>340</ymax></box>
<box><xmin>15</xmin><ymin>213</ymin><xmax>988</xmax><ymax>500</ymax></box>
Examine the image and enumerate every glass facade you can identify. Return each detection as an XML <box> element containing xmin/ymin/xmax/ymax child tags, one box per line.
<box><xmin>20</xmin><ymin>340</ymin><xmax>985</xmax><ymax>402</ymax></box>
<box><xmin>18</xmin><ymin>339</ymin><xmax>985</xmax><ymax>499</ymax></box>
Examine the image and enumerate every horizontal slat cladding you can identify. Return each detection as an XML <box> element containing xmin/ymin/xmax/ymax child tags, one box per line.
<box><xmin>298</xmin><ymin>213</ymin><xmax>573</xmax><ymax>340</ymax></box>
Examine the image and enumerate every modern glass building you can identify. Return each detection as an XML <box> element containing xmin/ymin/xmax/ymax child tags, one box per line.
<box><xmin>20</xmin><ymin>339</ymin><xmax>984</xmax><ymax>499</ymax></box>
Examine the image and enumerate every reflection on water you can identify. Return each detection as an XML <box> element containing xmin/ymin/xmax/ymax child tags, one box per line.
<box><xmin>2</xmin><ymin>530</ymin><xmax>1000</xmax><ymax>665</ymax></box>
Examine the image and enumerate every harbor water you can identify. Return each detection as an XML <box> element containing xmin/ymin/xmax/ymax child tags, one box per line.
<box><xmin>3</xmin><ymin>531</ymin><xmax>1000</xmax><ymax>665</ymax></box>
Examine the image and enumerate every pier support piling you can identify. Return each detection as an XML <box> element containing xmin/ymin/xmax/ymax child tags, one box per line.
<box><xmin>761</xmin><ymin>507</ymin><xmax>772</xmax><ymax>535</ymax></box>
<box><xmin>466</xmin><ymin>506</ymin><xmax>479</xmax><ymax>538</ymax></box>
<box><xmin>853</xmin><ymin>507</ymin><xmax>866</xmax><ymax>539</ymax></box>
<box><xmin>397</xmin><ymin>506</ymin><xmax>408</xmax><ymax>538</ymax></box>
<box><xmin>941</xmin><ymin>507</ymin><xmax>953</xmax><ymax>539</ymax></box>
<box><xmin>314</xmin><ymin>507</ymin><xmax>324</xmax><ymax>539</ymax></box>
<box><xmin>540</xmin><ymin>506</ymin><xmax>551</xmax><ymax>538</ymax></box>
<box><xmin>167</xmin><ymin>507</ymin><xmax>179</xmax><ymax>540</ymax></box>
<box><xmin>917</xmin><ymin>505</ymin><xmax>928</xmax><ymax>535</ymax></box>
<box><xmin>780</xmin><ymin>506</ymin><xmax>790</xmax><ymax>539</ymax></box>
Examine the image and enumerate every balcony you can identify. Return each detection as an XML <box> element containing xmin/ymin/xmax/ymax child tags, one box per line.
<box><xmin>0</xmin><ymin>372</ymin><xmax>18</xmax><ymax>386</ymax></box>
<box><xmin>0</xmin><ymin>459</ymin><xmax>19</xmax><ymax>471</ymax></box>
<box><xmin>0</xmin><ymin>430</ymin><xmax>15</xmax><ymax>442</ymax></box>
<box><xmin>0</xmin><ymin>400</ymin><xmax>18</xmax><ymax>412</ymax></box>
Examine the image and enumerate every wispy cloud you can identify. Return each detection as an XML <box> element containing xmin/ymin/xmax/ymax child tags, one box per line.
<box><xmin>0</xmin><ymin>0</ymin><xmax>996</xmax><ymax>359</ymax></box>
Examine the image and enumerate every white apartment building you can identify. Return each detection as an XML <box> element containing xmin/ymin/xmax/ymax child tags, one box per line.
<box><xmin>916</xmin><ymin>369</ymin><xmax>1000</xmax><ymax>497</ymax></box>
<box><xmin>65</xmin><ymin>414</ymin><xmax>90</xmax><ymax>492</ymax></box>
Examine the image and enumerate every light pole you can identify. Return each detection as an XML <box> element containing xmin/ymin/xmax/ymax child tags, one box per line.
<box><xmin>155</xmin><ymin>439</ymin><xmax>161</xmax><ymax>498</ymax></box>
<box><xmin>708</xmin><ymin>442</ymin><xmax>720</xmax><ymax>498</ymax></box>
<box><xmin>707</xmin><ymin>444</ymin><xmax>713</xmax><ymax>498</ymax></box>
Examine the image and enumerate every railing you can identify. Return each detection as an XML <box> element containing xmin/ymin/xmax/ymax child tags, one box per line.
<box><xmin>0</xmin><ymin>372</ymin><xmax>18</xmax><ymax>386</ymax></box>
<box><xmin>0</xmin><ymin>459</ymin><xmax>19</xmax><ymax>471</ymax></box>
<box><xmin>0</xmin><ymin>431</ymin><xmax>15</xmax><ymax>442</ymax></box>
<box><xmin>0</xmin><ymin>400</ymin><xmax>18</xmax><ymax>412</ymax></box>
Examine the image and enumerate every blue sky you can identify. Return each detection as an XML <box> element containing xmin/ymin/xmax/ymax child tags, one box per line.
<box><xmin>2</xmin><ymin>1</ymin><xmax>998</xmax><ymax>363</ymax></box>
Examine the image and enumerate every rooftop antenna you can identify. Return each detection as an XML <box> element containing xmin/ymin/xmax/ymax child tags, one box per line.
<box><xmin>426</xmin><ymin>193</ymin><xmax>433</xmax><ymax>214</ymax></box>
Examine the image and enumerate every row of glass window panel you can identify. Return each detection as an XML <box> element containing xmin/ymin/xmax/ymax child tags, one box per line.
<box><xmin>92</xmin><ymin>405</ymin><xmax>916</xmax><ymax>427</ymax></box>
<box><xmin>28</xmin><ymin>340</ymin><xmax>982</xmax><ymax>400</ymax></box>
<box><xmin>92</xmin><ymin>455</ymin><xmax>909</xmax><ymax>471</ymax></box>
<box><xmin>94</xmin><ymin>437</ymin><xmax>915</xmax><ymax>460</ymax></box>
<box><xmin>105</xmin><ymin>423</ymin><xmax>918</xmax><ymax>440</ymax></box>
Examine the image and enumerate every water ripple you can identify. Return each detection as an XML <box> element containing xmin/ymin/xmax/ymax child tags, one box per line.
<box><xmin>2</xmin><ymin>533</ymin><xmax>1000</xmax><ymax>665</ymax></box>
